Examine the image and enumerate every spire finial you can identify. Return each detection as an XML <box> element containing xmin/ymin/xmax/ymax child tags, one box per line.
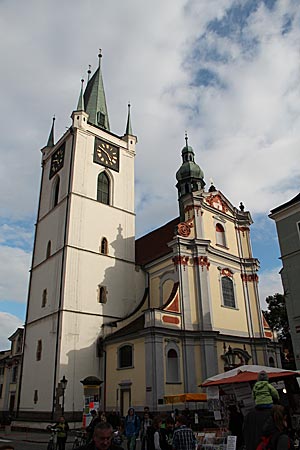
<box><xmin>87</xmin><ymin>64</ymin><xmax>91</xmax><ymax>83</ymax></box>
<box><xmin>185</xmin><ymin>131</ymin><xmax>188</xmax><ymax>147</ymax></box>
<box><xmin>47</xmin><ymin>116</ymin><xmax>55</xmax><ymax>147</ymax></box>
<box><xmin>125</xmin><ymin>101</ymin><xmax>133</xmax><ymax>135</ymax></box>
<box><xmin>98</xmin><ymin>49</ymin><xmax>102</xmax><ymax>67</ymax></box>
<box><xmin>76</xmin><ymin>78</ymin><xmax>85</xmax><ymax>111</ymax></box>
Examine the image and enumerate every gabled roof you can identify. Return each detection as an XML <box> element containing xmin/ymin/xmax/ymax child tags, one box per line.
<box><xmin>135</xmin><ymin>217</ymin><xmax>179</xmax><ymax>266</ymax></box>
<box><xmin>270</xmin><ymin>193</ymin><xmax>300</xmax><ymax>215</ymax></box>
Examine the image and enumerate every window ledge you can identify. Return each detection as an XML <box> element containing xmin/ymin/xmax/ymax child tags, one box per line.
<box><xmin>166</xmin><ymin>381</ymin><xmax>182</xmax><ymax>385</ymax></box>
<box><xmin>216</xmin><ymin>243</ymin><xmax>229</xmax><ymax>250</ymax></box>
<box><xmin>117</xmin><ymin>366</ymin><xmax>134</xmax><ymax>370</ymax></box>
<box><xmin>221</xmin><ymin>305</ymin><xmax>238</xmax><ymax>310</ymax></box>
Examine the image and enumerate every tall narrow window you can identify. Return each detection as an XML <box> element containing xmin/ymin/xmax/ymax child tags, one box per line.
<box><xmin>53</xmin><ymin>177</ymin><xmax>60</xmax><ymax>207</ymax></box>
<box><xmin>36</xmin><ymin>340</ymin><xmax>42</xmax><ymax>361</ymax></box>
<box><xmin>34</xmin><ymin>390</ymin><xmax>38</xmax><ymax>404</ymax></box>
<box><xmin>97</xmin><ymin>172</ymin><xmax>110</xmax><ymax>204</ymax></box>
<box><xmin>46</xmin><ymin>241</ymin><xmax>51</xmax><ymax>259</ymax></box>
<box><xmin>0</xmin><ymin>384</ymin><xmax>3</xmax><ymax>398</ymax></box>
<box><xmin>98</xmin><ymin>286</ymin><xmax>107</xmax><ymax>304</ymax></box>
<box><xmin>222</xmin><ymin>276</ymin><xmax>236</xmax><ymax>308</ymax></box>
<box><xmin>12</xmin><ymin>366</ymin><xmax>18</xmax><ymax>383</ymax></box>
<box><xmin>16</xmin><ymin>336</ymin><xmax>22</xmax><ymax>353</ymax></box>
<box><xmin>166</xmin><ymin>349</ymin><xmax>180</xmax><ymax>383</ymax></box>
<box><xmin>42</xmin><ymin>289</ymin><xmax>47</xmax><ymax>308</ymax></box>
<box><xmin>100</xmin><ymin>237</ymin><xmax>108</xmax><ymax>255</ymax></box>
<box><xmin>118</xmin><ymin>345</ymin><xmax>133</xmax><ymax>368</ymax></box>
<box><xmin>216</xmin><ymin>223</ymin><xmax>226</xmax><ymax>247</ymax></box>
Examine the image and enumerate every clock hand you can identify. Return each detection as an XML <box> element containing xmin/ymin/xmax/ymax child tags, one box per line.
<box><xmin>101</xmin><ymin>148</ymin><xmax>112</xmax><ymax>162</ymax></box>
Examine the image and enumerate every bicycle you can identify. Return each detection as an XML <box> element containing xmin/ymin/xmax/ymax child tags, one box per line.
<box><xmin>47</xmin><ymin>426</ymin><xmax>59</xmax><ymax>450</ymax></box>
<box><xmin>72</xmin><ymin>430</ymin><xmax>88</xmax><ymax>449</ymax></box>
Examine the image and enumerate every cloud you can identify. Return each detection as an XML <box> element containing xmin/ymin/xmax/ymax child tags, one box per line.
<box><xmin>0</xmin><ymin>0</ymin><xmax>298</xmax><ymax>319</ymax></box>
<box><xmin>0</xmin><ymin>246</ymin><xmax>31</xmax><ymax>302</ymax></box>
<box><xmin>259</xmin><ymin>266</ymin><xmax>284</xmax><ymax>309</ymax></box>
<box><xmin>0</xmin><ymin>312</ymin><xmax>23</xmax><ymax>351</ymax></box>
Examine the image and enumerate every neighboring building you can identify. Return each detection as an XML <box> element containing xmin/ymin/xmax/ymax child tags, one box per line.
<box><xmin>270</xmin><ymin>193</ymin><xmax>300</xmax><ymax>370</ymax></box>
<box><xmin>0</xmin><ymin>328</ymin><xmax>23</xmax><ymax>422</ymax></box>
<box><xmin>18</xmin><ymin>54</ymin><xmax>279</xmax><ymax>423</ymax></box>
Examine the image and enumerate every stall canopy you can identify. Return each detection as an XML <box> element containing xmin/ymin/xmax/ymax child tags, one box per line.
<box><xmin>164</xmin><ymin>393</ymin><xmax>207</xmax><ymax>404</ymax></box>
<box><xmin>201</xmin><ymin>365</ymin><xmax>300</xmax><ymax>387</ymax></box>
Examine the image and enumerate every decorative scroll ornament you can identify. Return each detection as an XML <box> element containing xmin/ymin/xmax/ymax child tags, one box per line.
<box><xmin>221</xmin><ymin>268</ymin><xmax>233</xmax><ymax>277</ymax></box>
<box><xmin>241</xmin><ymin>273</ymin><xmax>259</xmax><ymax>283</ymax></box>
<box><xmin>177</xmin><ymin>219</ymin><xmax>194</xmax><ymax>237</ymax></box>
<box><xmin>193</xmin><ymin>256</ymin><xmax>210</xmax><ymax>271</ymax></box>
<box><xmin>172</xmin><ymin>255</ymin><xmax>189</xmax><ymax>270</ymax></box>
<box><xmin>206</xmin><ymin>194</ymin><xmax>228</xmax><ymax>213</ymax></box>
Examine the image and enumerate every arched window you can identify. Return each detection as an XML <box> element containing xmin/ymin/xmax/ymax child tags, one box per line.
<box><xmin>118</xmin><ymin>345</ymin><xmax>133</xmax><ymax>369</ymax></box>
<box><xmin>166</xmin><ymin>348</ymin><xmax>180</xmax><ymax>383</ymax></box>
<box><xmin>98</xmin><ymin>286</ymin><xmax>107</xmax><ymax>304</ymax></box>
<box><xmin>269</xmin><ymin>356</ymin><xmax>275</xmax><ymax>367</ymax></box>
<box><xmin>216</xmin><ymin>223</ymin><xmax>226</xmax><ymax>247</ymax></box>
<box><xmin>97</xmin><ymin>172</ymin><xmax>110</xmax><ymax>204</ymax></box>
<box><xmin>100</xmin><ymin>237</ymin><xmax>108</xmax><ymax>255</ymax></box>
<box><xmin>53</xmin><ymin>177</ymin><xmax>60</xmax><ymax>207</ymax></box>
<box><xmin>46</xmin><ymin>241</ymin><xmax>51</xmax><ymax>259</ymax></box>
<box><xmin>221</xmin><ymin>276</ymin><xmax>236</xmax><ymax>308</ymax></box>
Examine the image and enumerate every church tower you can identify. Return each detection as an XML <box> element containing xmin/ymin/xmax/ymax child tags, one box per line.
<box><xmin>18</xmin><ymin>52</ymin><xmax>143</xmax><ymax>421</ymax></box>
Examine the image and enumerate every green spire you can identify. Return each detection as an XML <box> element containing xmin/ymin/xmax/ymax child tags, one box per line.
<box><xmin>125</xmin><ymin>102</ymin><xmax>133</xmax><ymax>135</ymax></box>
<box><xmin>76</xmin><ymin>79</ymin><xmax>85</xmax><ymax>111</ymax></box>
<box><xmin>47</xmin><ymin>116</ymin><xmax>55</xmax><ymax>147</ymax></box>
<box><xmin>84</xmin><ymin>49</ymin><xmax>110</xmax><ymax>130</ymax></box>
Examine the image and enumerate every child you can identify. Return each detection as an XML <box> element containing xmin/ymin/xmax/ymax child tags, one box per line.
<box><xmin>253</xmin><ymin>371</ymin><xmax>280</xmax><ymax>408</ymax></box>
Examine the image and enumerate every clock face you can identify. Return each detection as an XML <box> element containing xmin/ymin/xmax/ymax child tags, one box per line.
<box><xmin>49</xmin><ymin>143</ymin><xmax>65</xmax><ymax>179</ymax></box>
<box><xmin>94</xmin><ymin>138</ymin><xmax>119</xmax><ymax>172</ymax></box>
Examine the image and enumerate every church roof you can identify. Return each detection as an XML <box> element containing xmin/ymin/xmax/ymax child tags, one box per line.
<box><xmin>135</xmin><ymin>217</ymin><xmax>179</xmax><ymax>266</ymax></box>
<box><xmin>84</xmin><ymin>52</ymin><xmax>110</xmax><ymax>130</ymax></box>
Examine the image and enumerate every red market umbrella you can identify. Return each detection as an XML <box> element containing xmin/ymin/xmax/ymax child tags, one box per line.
<box><xmin>201</xmin><ymin>365</ymin><xmax>300</xmax><ymax>387</ymax></box>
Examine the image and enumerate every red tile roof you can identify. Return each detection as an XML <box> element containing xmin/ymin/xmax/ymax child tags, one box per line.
<box><xmin>135</xmin><ymin>217</ymin><xmax>179</xmax><ymax>266</ymax></box>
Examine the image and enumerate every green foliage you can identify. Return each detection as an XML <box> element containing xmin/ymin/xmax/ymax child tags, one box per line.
<box><xmin>263</xmin><ymin>293</ymin><xmax>289</xmax><ymax>340</ymax></box>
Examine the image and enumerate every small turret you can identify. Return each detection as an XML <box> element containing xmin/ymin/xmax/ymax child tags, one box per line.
<box><xmin>176</xmin><ymin>133</ymin><xmax>205</xmax><ymax>220</ymax></box>
<box><xmin>125</xmin><ymin>102</ymin><xmax>133</xmax><ymax>135</ymax></box>
<box><xmin>46</xmin><ymin>116</ymin><xmax>55</xmax><ymax>148</ymax></box>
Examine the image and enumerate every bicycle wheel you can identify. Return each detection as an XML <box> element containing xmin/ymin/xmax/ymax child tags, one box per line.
<box><xmin>47</xmin><ymin>441</ymin><xmax>54</xmax><ymax>450</ymax></box>
<box><xmin>72</xmin><ymin>437</ymin><xmax>80</xmax><ymax>449</ymax></box>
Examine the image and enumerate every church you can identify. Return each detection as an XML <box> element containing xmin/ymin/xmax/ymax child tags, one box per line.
<box><xmin>18</xmin><ymin>53</ymin><xmax>279</xmax><ymax>423</ymax></box>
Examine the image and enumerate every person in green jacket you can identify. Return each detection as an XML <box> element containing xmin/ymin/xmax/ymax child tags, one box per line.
<box><xmin>55</xmin><ymin>415</ymin><xmax>69</xmax><ymax>450</ymax></box>
<box><xmin>253</xmin><ymin>371</ymin><xmax>280</xmax><ymax>409</ymax></box>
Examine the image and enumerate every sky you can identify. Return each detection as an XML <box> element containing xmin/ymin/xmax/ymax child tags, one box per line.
<box><xmin>0</xmin><ymin>0</ymin><xmax>299</xmax><ymax>350</ymax></box>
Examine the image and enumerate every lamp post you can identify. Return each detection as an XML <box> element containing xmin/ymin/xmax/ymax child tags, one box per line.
<box><xmin>60</xmin><ymin>375</ymin><xmax>68</xmax><ymax>416</ymax></box>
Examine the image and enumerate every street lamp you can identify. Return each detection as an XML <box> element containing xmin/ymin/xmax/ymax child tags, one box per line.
<box><xmin>60</xmin><ymin>375</ymin><xmax>68</xmax><ymax>415</ymax></box>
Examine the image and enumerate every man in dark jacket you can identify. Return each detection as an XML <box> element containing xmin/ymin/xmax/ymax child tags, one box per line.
<box><xmin>243</xmin><ymin>407</ymin><xmax>272</xmax><ymax>450</ymax></box>
<box><xmin>79</xmin><ymin>422</ymin><xmax>123</xmax><ymax>450</ymax></box>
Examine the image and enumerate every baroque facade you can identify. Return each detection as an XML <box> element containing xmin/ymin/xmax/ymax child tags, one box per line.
<box><xmin>18</xmin><ymin>54</ymin><xmax>279</xmax><ymax>422</ymax></box>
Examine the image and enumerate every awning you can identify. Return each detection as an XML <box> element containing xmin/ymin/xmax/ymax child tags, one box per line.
<box><xmin>164</xmin><ymin>393</ymin><xmax>207</xmax><ymax>404</ymax></box>
<box><xmin>201</xmin><ymin>365</ymin><xmax>300</xmax><ymax>387</ymax></box>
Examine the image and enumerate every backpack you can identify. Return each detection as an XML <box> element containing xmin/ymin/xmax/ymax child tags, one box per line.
<box><xmin>256</xmin><ymin>432</ymin><xmax>290</xmax><ymax>450</ymax></box>
<box><xmin>256</xmin><ymin>435</ymin><xmax>272</xmax><ymax>450</ymax></box>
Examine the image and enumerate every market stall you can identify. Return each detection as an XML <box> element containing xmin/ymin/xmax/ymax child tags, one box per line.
<box><xmin>201</xmin><ymin>365</ymin><xmax>300</xmax><ymax>425</ymax></box>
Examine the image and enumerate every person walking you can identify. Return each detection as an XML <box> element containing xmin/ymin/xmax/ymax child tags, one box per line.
<box><xmin>141</xmin><ymin>411</ymin><xmax>152</xmax><ymax>450</ymax></box>
<box><xmin>86</xmin><ymin>410</ymin><xmax>101</xmax><ymax>443</ymax></box>
<box><xmin>172</xmin><ymin>415</ymin><xmax>196</xmax><ymax>450</ymax></box>
<box><xmin>260</xmin><ymin>405</ymin><xmax>290</xmax><ymax>450</ymax></box>
<box><xmin>54</xmin><ymin>415</ymin><xmax>69</xmax><ymax>450</ymax></box>
<box><xmin>124</xmin><ymin>408</ymin><xmax>140</xmax><ymax>450</ymax></box>
<box><xmin>78</xmin><ymin>422</ymin><xmax>124</xmax><ymax>450</ymax></box>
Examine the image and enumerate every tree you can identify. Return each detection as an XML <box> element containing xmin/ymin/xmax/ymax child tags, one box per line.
<box><xmin>263</xmin><ymin>293</ymin><xmax>295</xmax><ymax>369</ymax></box>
